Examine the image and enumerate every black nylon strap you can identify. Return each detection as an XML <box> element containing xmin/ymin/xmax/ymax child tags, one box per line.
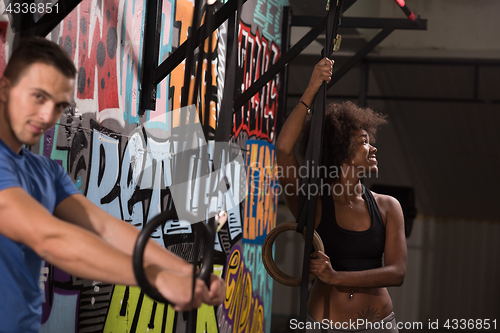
<box><xmin>297</xmin><ymin>0</ymin><xmax>344</xmax><ymax>327</ymax></box>
<box><xmin>296</xmin><ymin>2</ymin><xmax>340</xmax><ymax>233</ymax></box>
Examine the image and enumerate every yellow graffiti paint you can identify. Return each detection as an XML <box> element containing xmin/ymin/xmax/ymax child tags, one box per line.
<box><xmin>237</xmin><ymin>271</ymin><xmax>252</xmax><ymax>333</ymax></box>
<box><xmin>196</xmin><ymin>304</ymin><xmax>218</xmax><ymax>333</ymax></box>
<box><xmin>196</xmin><ymin>265</ymin><xmax>224</xmax><ymax>333</ymax></box>
<box><xmin>103</xmin><ymin>285</ymin><xmax>169</xmax><ymax>332</ymax></box>
<box><xmin>104</xmin><ymin>265</ymin><xmax>224</xmax><ymax>332</ymax></box>
<box><xmin>244</xmin><ymin>142</ymin><xmax>278</xmax><ymax>241</ymax></box>
<box><xmin>225</xmin><ymin>249</ymin><xmax>243</xmax><ymax>319</ymax></box>
<box><xmin>223</xmin><ymin>249</ymin><xmax>265</xmax><ymax>333</ymax></box>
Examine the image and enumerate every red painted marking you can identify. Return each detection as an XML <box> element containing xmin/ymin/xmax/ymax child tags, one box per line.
<box><xmin>395</xmin><ymin>0</ymin><xmax>406</xmax><ymax>7</ymax></box>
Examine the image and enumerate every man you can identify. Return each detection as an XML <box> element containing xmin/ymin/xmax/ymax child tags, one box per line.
<box><xmin>0</xmin><ymin>37</ymin><xmax>225</xmax><ymax>332</ymax></box>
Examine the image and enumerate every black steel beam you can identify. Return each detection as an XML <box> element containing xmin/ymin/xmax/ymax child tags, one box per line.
<box><xmin>153</xmin><ymin>0</ymin><xmax>248</xmax><ymax>85</ymax></box>
<box><xmin>292</xmin><ymin>16</ymin><xmax>427</xmax><ymax>30</ymax></box>
<box><xmin>290</xmin><ymin>15</ymin><xmax>327</xmax><ymax>27</ymax></box>
<box><xmin>140</xmin><ymin>0</ymin><xmax>163</xmax><ymax>111</ymax></box>
<box><xmin>365</xmin><ymin>56</ymin><xmax>500</xmax><ymax>66</ymax></box>
<box><xmin>342</xmin><ymin>16</ymin><xmax>426</xmax><ymax>30</ymax></box>
<box><xmin>287</xmin><ymin>91</ymin><xmax>500</xmax><ymax>104</ymax></box>
<box><xmin>291</xmin><ymin>94</ymin><xmax>500</xmax><ymax>105</ymax></box>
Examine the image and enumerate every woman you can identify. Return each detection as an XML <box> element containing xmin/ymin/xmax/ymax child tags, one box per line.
<box><xmin>276</xmin><ymin>58</ymin><xmax>407</xmax><ymax>331</ymax></box>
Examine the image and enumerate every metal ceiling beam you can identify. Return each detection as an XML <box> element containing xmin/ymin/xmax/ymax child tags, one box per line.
<box><xmin>139</xmin><ymin>0</ymin><xmax>427</xmax><ymax>113</ymax></box>
<box><xmin>292</xmin><ymin>16</ymin><xmax>427</xmax><ymax>30</ymax></box>
<box><xmin>139</xmin><ymin>0</ymin><xmax>248</xmax><ymax>110</ymax></box>
<box><xmin>292</xmin><ymin>94</ymin><xmax>500</xmax><ymax>105</ymax></box>
<box><xmin>364</xmin><ymin>56</ymin><xmax>500</xmax><ymax>66</ymax></box>
<box><xmin>237</xmin><ymin>16</ymin><xmax>427</xmax><ymax>109</ymax></box>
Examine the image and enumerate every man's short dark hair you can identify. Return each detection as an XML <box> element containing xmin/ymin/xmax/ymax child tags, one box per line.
<box><xmin>3</xmin><ymin>37</ymin><xmax>77</xmax><ymax>85</ymax></box>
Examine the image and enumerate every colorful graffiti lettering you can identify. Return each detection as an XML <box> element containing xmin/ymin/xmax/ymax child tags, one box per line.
<box><xmin>254</xmin><ymin>0</ymin><xmax>289</xmax><ymax>42</ymax></box>
<box><xmin>222</xmin><ymin>246</ymin><xmax>266</xmax><ymax>333</ymax></box>
<box><xmin>243</xmin><ymin>140</ymin><xmax>278</xmax><ymax>243</ymax></box>
<box><xmin>234</xmin><ymin>21</ymin><xmax>280</xmax><ymax>142</ymax></box>
<box><xmin>82</xmin><ymin>124</ymin><xmax>245</xmax><ymax>242</ymax></box>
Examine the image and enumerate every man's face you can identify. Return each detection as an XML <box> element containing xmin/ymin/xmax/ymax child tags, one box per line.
<box><xmin>0</xmin><ymin>62</ymin><xmax>75</xmax><ymax>153</ymax></box>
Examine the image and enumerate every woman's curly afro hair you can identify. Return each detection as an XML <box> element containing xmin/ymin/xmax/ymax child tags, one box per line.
<box><xmin>299</xmin><ymin>101</ymin><xmax>387</xmax><ymax>180</ymax></box>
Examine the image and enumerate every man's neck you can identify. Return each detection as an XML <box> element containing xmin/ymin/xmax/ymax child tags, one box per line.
<box><xmin>0</xmin><ymin>108</ymin><xmax>23</xmax><ymax>154</ymax></box>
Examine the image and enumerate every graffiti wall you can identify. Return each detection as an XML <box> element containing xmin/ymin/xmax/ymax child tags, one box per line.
<box><xmin>0</xmin><ymin>0</ymin><xmax>287</xmax><ymax>331</ymax></box>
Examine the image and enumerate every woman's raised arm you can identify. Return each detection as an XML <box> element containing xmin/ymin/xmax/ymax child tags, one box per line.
<box><xmin>275</xmin><ymin>58</ymin><xmax>333</xmax><ymax>217</ymax></box>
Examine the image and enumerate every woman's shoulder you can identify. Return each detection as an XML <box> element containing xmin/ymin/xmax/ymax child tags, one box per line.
<box><xmin>370</xmin><ymin>190</ymin><xmax>403</xmax><ymax>223</ymax></box>
<box><xmin>370</xmin><ymin>191</ymin><xmax>400</xmax><ymax>208</ymax></box>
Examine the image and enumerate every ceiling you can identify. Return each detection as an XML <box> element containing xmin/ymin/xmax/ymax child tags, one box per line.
<box><xmin>283</xmin><ymin>0</ymin><xmax>500</xmax><ymax>220</ymax></box>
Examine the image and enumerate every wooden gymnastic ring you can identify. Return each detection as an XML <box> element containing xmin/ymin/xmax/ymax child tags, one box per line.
<box><xmin>262</xmin><ymin>221</ymin><xmax>325</xmax><ymax>286</ymax></box>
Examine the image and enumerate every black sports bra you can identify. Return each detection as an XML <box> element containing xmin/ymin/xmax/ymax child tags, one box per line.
<box><xmin>316</xmin><ymin>185</ymin><xmax>385</xmax><ymax>271</ymax></box>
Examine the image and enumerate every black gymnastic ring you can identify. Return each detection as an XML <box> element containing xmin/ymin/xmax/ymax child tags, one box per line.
<box><xmin>133</xmin><ymin>209</ymin><xmax>217</xmax><ymax>304</ymax></box>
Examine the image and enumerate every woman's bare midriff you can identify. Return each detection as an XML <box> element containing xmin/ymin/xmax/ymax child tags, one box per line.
<box><xmin>307</xmin><ymin>279</ymin><xmax>393</xmax><ymax>324</ymax></box>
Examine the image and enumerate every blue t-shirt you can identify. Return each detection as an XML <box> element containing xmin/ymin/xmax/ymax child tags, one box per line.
<box><xmin>0</xmin><ymin>139</ymin><xmax>79</xmax><ymax>333</ymax></box>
